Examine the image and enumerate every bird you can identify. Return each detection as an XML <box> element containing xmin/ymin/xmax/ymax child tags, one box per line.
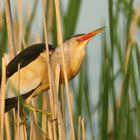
<box><xmin>4</xmin><ymin>27</ymin><xmax>104</xmax><ymax>112</ymax></box>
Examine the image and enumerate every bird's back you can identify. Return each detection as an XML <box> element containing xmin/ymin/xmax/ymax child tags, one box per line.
<box><xmin>6</xmin><ymin>43</ymin><xmax>53</xmax><ymax>79</ymax></box>
<box><xmin>3</xmin><ymin>44</ymin><xmax>54</xmax><ymax>112</ymax></box>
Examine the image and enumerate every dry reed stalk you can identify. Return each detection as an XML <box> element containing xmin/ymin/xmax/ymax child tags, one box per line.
<box><xmin>30</xmin><ymin>121</ymin><xmax>34</xmax><ymax>140</ymax></box>
<box><xmin>50</xmin><ymin>48</ymin><xmax>66</xmax><ymax>138</ymax></box>
<box><xmin>5</xmin><ymin>113</ymin><xmax>11</xmax><ymax>140</ymax></box>
<box><xmin>78</xmin><ymin>116</ymin><xmax>81</xmax><ymax>140</ymax></box>
<box><xmin>42</xmin><ymin>0</ymin><xmax>57</xmax><ymax>139</ymax></box>
<box><xmin>46</xmin><ymin>0</ymin><xmax>53</xmax><ymax>42</ymax></box>
<box><xmin>29</xmin><ymin>124</ymin><xmax>33</xmax><ymax>140</ymax></box>
<box><xmin>16</xmin><ymin>64</ymin><xmax>21</xmax><ymax>140</ymax></box>
<box><xmin>30</xmin><ymin>97</ymin><xmax>38</xmax><ymax>123</ymax></box>
<box><xmin>30</xmin><ymin>100</ymin><xmax>38</xmax><ymax>124</ymax></box>
<box><xmin>36</xmin><ymin>33</ymin><xmax>50</xmax><ymax>137</ymax></box>
<box><xmin>50</xmin><ymin>59</ymin><xmax>66</xmax><ymax>139</ymax></box>
<box><xmin>42</xmin><ymin>0</ymin><xmax>66</xmax><ymax>139</ymax></box>
<box><xmin>57</xmin><ymin>114</ymin><xmax>63</xmax><ymax>140</ymax></box>
<box><xmin>12</xmin><ymin>109</ymin><xmax>16</xmax><ymax>139</ymax></box>
<box><xmin>54</xmin><ymin>67</ymin><xmax>60</xmax><ymax>139</ymax></box>
<box><xmin>33</xmin><ymin>121</ymin><xmax>50</xmax><ymax>140</ymax></box>
<box><xmin>50</xmin><ymin>67</ymin><xmax>67</xmax><ymax>139</ymax></box>
<box><xmin>54</xmin><ymin>0</ymin><xmax>75</xmax><ymax>139</ymax></box>
<box><xmin>60</xmin><ymin>85</ymin><xmax>65</xmax><ymax>126</ymax></box>
<box><xmin>15</xmin><ymin>67</ymin><xmax>27</xmax><ymax>140</ymax></box>
<box><xmin>41</xmin><ymin>0</ymin><xmax>54</xmax><ymax>115</ymax></box>
<box><xmin>30</xmin><ymin>121</ymin><xmax>45</xmax><ymax>140</ymax></box>
<box><xmin>55</xmin><ymin>64</ymin><xmax>60</xmax><ymax>94</ymax></box>
<box><xmin>4</xmin><ymin>55</ymin><xmax>12</xmax><ymax>140</ymax></box>
<box><xmin>52</xmin><ymin>120</ymin><xmax>57</xmax><ymax>140</ymax></box>
<box><xmin>41</xmin><ymin>96</ymin><xmax>47</xmax><ymax>135</ymax></box>
<box><xmin>0</xmin><ymin>56</ymin><xmax>6</xmax><ymax>140</ymax></box>
<box><xmin>81</xmin><ymin>118</ymin><xmax>86</xmax><ymax>140</ymax></box>
<box><xmin>16</xmin><ymin>0</ymin><xmax>24</xmax><ymax>51</ymax></box>
<box><xmin>36</xmin><ymin>32</ymin><xmax>51</xmax><ymax>139</ymax></box>
<box><xmin>36</xmin><ymin>33</ymin><xmax>48</xmax><ymax>136</ymax></box>
<box><xmin>42</xmin><ymin>0</ymin><xmax>65</xmax><ymax>139</ymax></box>
<box><xmin>48</xmin><ymin>120</ymin><xmax>53</xmax><ymax>139</ymax></box>
<box><xmin>36</xmin><ymin>33</ymin><xmax>50</xmax><ymax>136</ymax></box>
<box><xmin>4</xmin><ymin>0</ymin><xmax>16</xmax><ymax>58</ymax></box>
<box><xmin>22</xmin><ymin>124</ymin><xmax>27</xmax><ymax>140</ymax></box>
<box><xmin>30</xmin><ymin>122</ymin><xmax>38</xmax><ymax>140</ymax></box>
<box><xmin>17</xmin><ymin>125</ymin><xmax>27</xmax><ymax>140</ymax></box>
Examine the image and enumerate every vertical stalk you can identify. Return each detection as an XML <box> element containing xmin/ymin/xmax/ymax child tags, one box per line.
<box><xmin>0</xmin><ymin>56</ymin><xmax>6</xmax><ymax>140</ymax></box>
<box><xmin>81</xmin><ymin>118</ymin><xmax>86</xmax><ymax>140</ymax></box>
<box><xmin>16</xmin><ymin>64</ymin><xmax>21</xmax><ymax>140</ymax></box>
<box><xmin>54</xmin><ymin>0</ymin><xmax>75</xmax><ymax>139</ymax></box>
<box><xmin>108</xmin><ymin>0</ymin><xmax>117</xmax><ymax>139</ymax></box>
<box><xmin>5</xmin><ymin>113</ymin><xmax>11</xmax><ymax>140</ymax></box>
<box><xmin>42</xmin><ymin>0</ymin><xmax>65</xmax><ymax>139</ymax></box>
<box><xmin>42</xmin><ymin>1</ymin><xmax>56</xmax><ymax>139</ymax></box>
<box><xmin>16</xmin><ymin>0</ymin><xmax>24</xmax><ymax>51</ymax></box>
<box><xmin>78</xmin><ymin>116</ymin><xmax>81</xmax><ymax>140</ymax></box>
<box><xmin>4</xmin><ymin>0</ymin><xmax>16</xmax><ymax>58</ymax></box>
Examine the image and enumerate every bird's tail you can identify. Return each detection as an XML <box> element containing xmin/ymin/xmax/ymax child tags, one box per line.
<box><xmin>5</xmin><ymin>91</ymin><xmax>32</xmax><ymax>112</ymax></box>
<box><xmin>5</xmin><ymin>97</ymin><xmax>18</xmax><ymax>112</ymax></box>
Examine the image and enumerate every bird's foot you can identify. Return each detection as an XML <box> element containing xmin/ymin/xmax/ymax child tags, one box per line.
<box><xmin>24</xmin><ymin>102</ymin><xmax>52</xmax><ymax>118</ymax></box>
<box><xmin>19</xmin><ymin>116</ymin><xmax>27</xmax><ymax>126</ymax></box>
<box><xmin>15</xmin><ymin>108</ymin><xmax>27</xmax><ymax>126</ymax></box>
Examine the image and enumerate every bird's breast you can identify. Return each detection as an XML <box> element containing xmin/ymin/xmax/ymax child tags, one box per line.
<box><xmin>50</xmin><ymin>49</ymin><xmax>85</xmax><ymax>83</ymax></box>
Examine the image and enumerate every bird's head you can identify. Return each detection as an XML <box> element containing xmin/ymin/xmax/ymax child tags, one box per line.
<box><xmin>64</xmin><ymin>27</ymin><xmax>105</xmax><ymax>50</ymax></box>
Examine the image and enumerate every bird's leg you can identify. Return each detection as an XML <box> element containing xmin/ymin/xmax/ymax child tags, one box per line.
<box><xmin>24</xmin><ymin>85</ymin><xmax>51</xmax><ymax>117</ymax></box>
<box><xmin>14</xmin><ymin>107</ymin><xmax>27</xmax><ymax>126</ymax></box>
<box><xmin>19</xmin><ymin>108</ymin><xmax>27</xmax><ymax>125</ymax></box>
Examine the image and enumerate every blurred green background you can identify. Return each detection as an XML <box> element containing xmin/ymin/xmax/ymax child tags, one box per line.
<box><xmin>0</xmin><ymin>0</ymin><xmax>140</xmax><ymax>139</ymax></box>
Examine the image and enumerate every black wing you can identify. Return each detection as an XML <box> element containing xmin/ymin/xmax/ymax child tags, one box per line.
<box><xmin>5</xmin><ymin>90</ymin><xmax>32</xmax><ymax>112</ymax></box>
<box><xmin>6</xmin><ymin>43</ymin><xmax>54</xmax><ymax>79</ymax></box>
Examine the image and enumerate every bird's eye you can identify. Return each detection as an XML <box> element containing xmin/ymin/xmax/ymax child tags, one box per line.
<box><xmin>76</xmin><ymin>37</ymin><xmax>82</xmax><ymax>42</ymax></box>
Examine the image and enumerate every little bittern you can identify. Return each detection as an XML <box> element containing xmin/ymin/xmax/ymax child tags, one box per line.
<box><xmin>4</xmin><ymin>27</ymin><xmax>104</xmax><ymax>112</ymax></box>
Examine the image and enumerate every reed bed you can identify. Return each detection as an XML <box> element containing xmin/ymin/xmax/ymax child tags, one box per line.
<box><xmin>0</xmin><ymin>0</ymin><xmax>140</xmax><ymax>140</ymax></box>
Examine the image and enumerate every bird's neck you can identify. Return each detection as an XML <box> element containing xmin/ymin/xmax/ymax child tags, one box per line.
<box><xmin>54</xmin><ymin>45</ymin><xmax>86</xmax><ymax>63</ymax></box>
<box><xmin>51</xmin><ymin>45</ymin><xmax>86</xmax><ymax>81</ymax></box>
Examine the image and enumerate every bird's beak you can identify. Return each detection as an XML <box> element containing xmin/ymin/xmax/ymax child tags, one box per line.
<box><xmin>77</xmin><ymin>27</ymin><xmax>105</xmax><ymax>42</ymax></box>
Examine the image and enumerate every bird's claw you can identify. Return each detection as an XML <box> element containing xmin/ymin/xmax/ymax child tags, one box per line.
<box><xmin>24</xmin><ymin>103</ymin><xmax>52</xmax><ymax>118</ymax></box>
<box><xmin>19</xmin><ymin>116</ymin><xmax>27</xmax><ymax>126</ymax></box>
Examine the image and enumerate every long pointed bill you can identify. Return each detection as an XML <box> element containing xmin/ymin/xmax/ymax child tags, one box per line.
<box><xmin>77</xmin><ymin>27</ymin><xmax>105</xmax><ymax>42</ymax></box>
